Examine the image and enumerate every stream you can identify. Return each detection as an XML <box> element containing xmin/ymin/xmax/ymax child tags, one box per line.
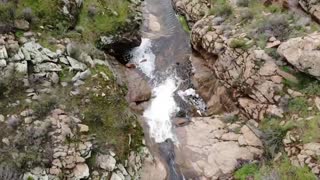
<box><xmin>129</xmin><ymin>0</ymin><xmax>206</xmax><ymax>179</ymax></box>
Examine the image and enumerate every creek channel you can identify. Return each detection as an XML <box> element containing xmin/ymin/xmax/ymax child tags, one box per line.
<box><xmin>128</xmin><ymin>0</ymin><xmax>206</xmax><ymax>179</ymax></box>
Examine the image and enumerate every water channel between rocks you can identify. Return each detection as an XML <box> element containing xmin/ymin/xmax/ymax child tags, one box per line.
<box><xmin>129</xmin><ymin>0</ymin><xmax>206</xmax><ymax>179</ymax></box>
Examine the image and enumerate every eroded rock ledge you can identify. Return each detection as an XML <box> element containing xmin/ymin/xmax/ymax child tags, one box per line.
<box><xmin>176</xmin><ymin>117</ymin><xmax>263</xmax><ymax>179</ymax></box>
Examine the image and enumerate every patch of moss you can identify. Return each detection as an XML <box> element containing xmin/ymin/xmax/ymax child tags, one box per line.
<box><xmin>178</xmin><ymin>15</ymin><xmax>190</xmax><ymax>33</ymax></box>
<box><xmin>234</xmin><ymin>163</ymin><xmax>259</xmax><ymax>180</ymax></box>
<box><xmin>296</xmin><ymin>115</ymin><xmax>320</xmax><ymax>144</ymax></box>
<box><xmin>0</xmin><ymin>2</ymin><xmax>15</xmax><ymax>23</ymax></box>
<box><xmin>78</xmin><ymin>0</ymin><xmax>130</xmax><ymax>42</ymax></box>
<box><xmin>16</xmin><ymin>0</ymin><xmax>68</xmax><ymax>30</ymax></box>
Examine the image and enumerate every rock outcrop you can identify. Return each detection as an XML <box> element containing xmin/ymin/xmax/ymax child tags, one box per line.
<box><xmin>190</xmin><ymin>54</ymin><xmax>236</xmax><ymax>114</ymax></box>
<box><xmin>284</xmin><ymin>131</ymin><xmax>320</xmax><ymax>176</ymax></box>
<box><xmin>0</xmin><ymin>32</ymin><xmax>153</xmax><ymax>179</ymax></box>
<box><xmin>61</xmin><ymin>0</ymin><xmax>83</xmax><ymax>26</ymax></box>
<box><xmin>176</xmin><ymin>117</ymin><xmax>263</xmax><ymax>179</ymax></box>
<box><xmin>299</xmin><ymin>0</ymin><xmax>320</xmax><ymax>22</ymax></box>
<box><xmin>172</xmin><ymin>0</ymin><xmax>210</xmax><ymax>24</ymax></box>
<box><xmin>190</xmin><ymin>15</ymin><xmax>290</xmax><ymax>120</ymax></box>
<box><xmin>278</xmin><ymin>32</ymin><xmax>320</xmax><ymax>79</ymax></box>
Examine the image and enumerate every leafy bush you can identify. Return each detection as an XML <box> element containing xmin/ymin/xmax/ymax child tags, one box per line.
<box><xmin>255</xmin><ymin>14</ymin><xmax>291</xmax><ymax>40</ymax></box>
<box><xmin>297</xmin><ymin>116</ymin><xmax>320</xmax><ymax>143</ymax></box>
<box><xmin>256</xmin><ymin>158</ymin><xmax>317</xmax><ymax>180</ymax></box>
<box><xmin>210</xmin><ymin>0</ymin><xmax>233</xmax><ymax>17</ymax></box>
<box><xmin>267</xmin><ymin>4</ymin><xmax>282</xmax><ymax>13</ymax></box>
<box><xmin>32</xmin><ymin>97</ymin><xmax>57</xmax><ymax>118</ymax></box>
<box><xmin>261</xmin><ymin>118</ymin><xmax>294</xmax><ymax>158</ymax></box>
<box><xmin>239</xmin><ymin>9</ymin><xmax>254</xmax><ymax>22</ymax></box>
<box><xmin>288</xmin><ymin>97</ymin><xmax>308</xmax><ymax>115</ymax></box>
<box><xmin>230</xmin><ymin>38</ymin><xmax>249</xmax><ymax>50</ymax></box>
<box><xmin>0</xmin><ymin>2</ymin><xmax>15</xmax><ymax>22</ymax></box>
<box><xmin>22</xmin><ymin>7</ymin><xmax>33</xmax><ymax>22</ymax></box>
<box><xmin>264</xmin><ymin>127</ymin><xmax>290</xmax><ymax>158</ymax></box>
<box><xmin>0</xmin><ymin>2</ymin><xmax>15</xmax><ymax>33</ymax></box>
<box><xmin>236</xmin><ymin>0</ymin><xmax>250</xmax><ymax>7</ymax></box>
<box><xmin>274</xmin><ymin>158</ymin><xmax>317</xmax><ymax>180</ymax></box>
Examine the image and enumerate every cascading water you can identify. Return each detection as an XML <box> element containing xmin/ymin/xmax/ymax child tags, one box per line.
<box><xmin>144</xmin><ymin>77</ymin><xmax>179</xmax><ymax>143</ymax></box>
<box><xmin>129</xmin><ymin>0</ymin><xmax>206</xmax><ymax>179</ymax></box>
<box><xmin>130</xmin><ymin>38</ymin><xmax>156</xmax><ymax>78</ymax></box>
<box><xmin>130</xmin><ymin>38</ymin><xmax>180</xmax><ymax>143</ymax></box>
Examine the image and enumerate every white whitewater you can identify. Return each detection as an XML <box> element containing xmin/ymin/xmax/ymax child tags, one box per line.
<box><xmin>144</xmin><ymin>77</ymin><xmax>179</xmax><ymax>143</ymax></box>
<box><xmin>130</xmin><ymin>38</ymin><xmax>178</xmax><ymax>143</ymax></box>
<box><xmin>130</xmin><ymin>38</ymin><xmax>156</xmax><ymax>78</ymax></box>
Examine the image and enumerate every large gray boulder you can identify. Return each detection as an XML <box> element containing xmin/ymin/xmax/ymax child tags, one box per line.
<box><xmin>126</xmin><ymin>70</ymin><xmax>151</xmax><ymax>104</ymax></box>
<box><xmin>278</xmin><ymin>32</ymin><xmax>320</xmax><ymax>79</ymax></box>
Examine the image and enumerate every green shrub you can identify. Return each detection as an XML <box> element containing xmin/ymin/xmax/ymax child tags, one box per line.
<box><xmin>230</xmin><ymin>38</ymin><xmax>249</xmax><ymax>50</ymax></box>
<box><xmin>32</xmin><ymin>97</ymin><xmax>57</xmax><ymax>118</ymax></box>
<box><xmin>255</xmin><ymin>14</ymin><xmax>291</xmax><ymax>41</ymax></box>
<box><xmin>0</xmin><ymin>2</ymin><xmax>15</xmax><ymax>33</ymax></box>
<box><xmin>288</xmin><ymin>97</ymin><xmax>308</xmax><ymax>115</ymax></box>
<box><xmin>297</xmin><ymin>116</ymin><xmax>320</xmax><ymax>143</ymax></box>
<box><xmin>257</xmin><ymin>158</ymin><xmax>317</xmax><ymax>180</ymax></box>
<box><xmin>0</xmin><ymin>2</ymin><xmax>15</xmax><ymax>22</ymax></box>
<box><xmin>210</xmin><ymin>0</ymin><xmax>233</xmax><ymax>17</ymax></box>
<box><xmin>275</xmin><ymin>158</ymin><xmax>317</xmax><ymax>180</ymax></box>
<box><xmin>234</xmin><ymin>164</ymin><xmax>259</xmax><ymax>180</ymax></box>
<box><xmin>264</xmin><ymin>127</ymin><xmax>290</xmax><ymax>158</ymax></box>
<box><xmin>236</xmin><ymin>0</ymin><xmax>250</xmax><ymax>7</ymax></box>
<box><xmin>261</xmin><ymin>118</ymin><xmax>294</xmax><ymax>158</ymax></box>
<box><xmin>239</xmin><ymin>9</ymin><xmax>254</xmax><ymax>22</ymax></box>
<box><xmin>301</xmin><ymin>81</ymin><xmax>320</xmax><ymax>96</ymax></box>
<box><xmin>267</xmin><ymin>4</ymin><xmax>282</xmax><ymax>13</ymax></box>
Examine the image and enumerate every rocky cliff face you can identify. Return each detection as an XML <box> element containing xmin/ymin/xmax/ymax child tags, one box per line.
<box><xmin>0</xmin><ymin>31</ymin><xmax>153</xmax><ymax>179</ymax></box>
<box><xmin>0</xmin><ymin>0</ymin><xmax>155</xmax><ymax>179</ymax></box>
<box><xmin>173</xmin><ymin>0</ymin><xmax>320</xmax><ymax>178</ymax></box>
